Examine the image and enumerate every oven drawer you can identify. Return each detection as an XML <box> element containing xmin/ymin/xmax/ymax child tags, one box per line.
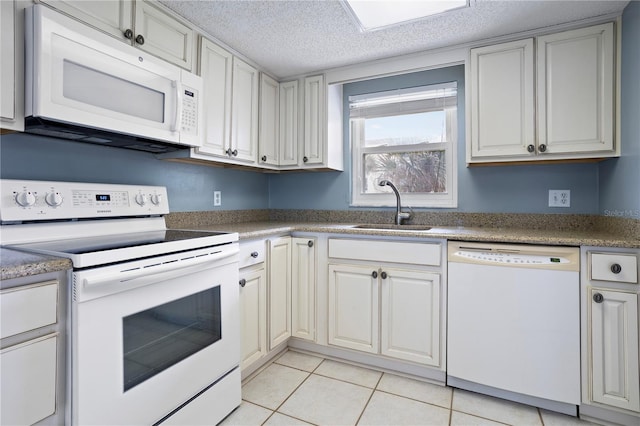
<box><xmin>240</xmin><ymin>240</ymin><xmax>266</xmax><ymax>268</ymax></box>
<box><xmin>1</xmin><ymin>280</ymin><xmax>58</xmax><ymax>339</ymax></box>
<box><xmin>590</xmin><ymin>253</ymin><xmax>638</xmax><ymax>283</ymax></box>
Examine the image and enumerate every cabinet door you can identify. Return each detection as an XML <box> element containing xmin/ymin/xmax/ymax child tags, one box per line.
<box><xmin>279</xmin><ymin>80</ymin><xmax>299</xmax><ymax>167</ymax></box>
<box><xmin>259</xmin><ymin>73</ymin><xmax>280</xmax><ymax>166</ymax></box>
<box><xmin>291</xmin><ymin>238</ymin><xmax>316</xmax><ymax>341</ymax></box>
<box><xmin>39</xmin><ymin>0</ymin><xmax>133</xmax><ymax>42</ymax></box>
<box><xmin>537</xmin><ymin>23</ymin><xmax>614</xmax><ymax>155</ymax></box>
<box><xmin>197</xmin><ymin>38</ymin><xmax>233</xmax><ymax>157</ymax></box>
<box><xmin>239</xmin><ymin>268</ymin><xmax>267</xmax><ymax>370</ymax></box>
<box><xmin>231</xmin><ymin>57</ymin><xmax>259</xmax><ymax>163</ymax></box>
<box><xmin>1</xmin><ymin>334</ymin><xmax>58</xmax><ymax>426</ymax></box>
<box><xmin>302</xmin><ymin>75</ymin><xmax>325</xmax><ymax>166</ymax></box>
<box><xmin>589</xmin><ymin>288</ymin><xmax>640</xmax><ymax>412</ymax></box>
<box><xmin>469</xmin><ymin>39</ymin><xmax>535</xmax><ymax>159</ymax></box>
<box><xmin>269</xmin><ymin>237</ymin><xmax>291</xmax><ymax>349</ymax></box>
<box><xmin>0</xmin><ymin>0</ymin><xmax>17</xmax><ymax>127</ymax></box>
<box><xmin>328</xmin><ymin>264</ymin><xmax>379</xmax><ymax>353</ymax></box>
<box><xmin>134</xmin><ymin>1</ymin><xmax>194</xmax><ymax>70</ymax></box>
<box><xmin>381</xmin><ymin>269</ymin><xmax>440</xmax><ymax>366</ymax></box>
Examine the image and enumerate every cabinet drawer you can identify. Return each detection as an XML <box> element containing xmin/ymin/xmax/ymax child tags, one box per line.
<box><xmin>1</xmin><ymin>333</ymin><xmax>58</xmax><ymax>426</ymax></box>
<box><xmin>1</xmin><ymin>281</ymin><xmax>58</xmax><ymax>339</ymax></box>
<box><xmin>329</xmin><ymin>239</ymin><xmax>441</xmax><ymax>266</ymax></box>
<box><xmin>239</xmin><ymin>240</ymin><xmax>266</xmax><ymax>268</ymax></box>
<box><xmin>590</xmin><ymin>253</ymin><xmax>638</xmax><ymax>284</ymax></box>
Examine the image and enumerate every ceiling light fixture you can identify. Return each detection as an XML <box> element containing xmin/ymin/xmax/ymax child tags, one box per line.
<box><xmin>342</xmin><ymin>0</ymin><xmax>470</xmax><ymax>32</ymax></box>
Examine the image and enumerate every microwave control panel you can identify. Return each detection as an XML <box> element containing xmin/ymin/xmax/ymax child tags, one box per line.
<box><xmin>0</xmin><ymin>179</ymin><xmax>169</xmax><ymax>222</ymax></box>
<box><xmin>181</xmin><ymin>85</ymin><xmax>198</xmax><ymax>136</ymax></box>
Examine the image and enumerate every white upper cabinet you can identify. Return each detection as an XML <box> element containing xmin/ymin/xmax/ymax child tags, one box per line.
<box><xmin>278</xmin><ymin>80</ymin><xmax>299</xmax><ymax>167</ymax></box>
<box><xmin>537</xmin><ymin>23</ymin><xmax>615</xmax><ymax>155</ymax></box>
<box><xmin>468</xmin><ymin>22</ymin><xmax>617</xmax><ymax>163</ymax></box>
<box><xmin>197</xmin><ymin>38</ymin><xmax>233</xmax><ymax>157</ymax></box>
<box><xmin>259</xmin><ymin>73</ymin><xmax>280</xmax><ymax>166</ymax></box>
<box><xmin>302</xmin><ymin>75</ymin><xmax>325</xmax><ymax>166</ymax></box>
<box><xmin>0</xmin><ymin>0</ymin><xmax>23</xmax><ymax>131</ymax></box>
<box><xmin>469</xmin><ymin>39</ymin><xmax>535</xmax><ymax>159</ymax></box>
<box><xmin>231</xmin><ymin>57</ymin><xmax>259</xmax><ymax>163</ymax></box>
<box><xmin>39</xmin><ymin>0</ymin><xmax>194</xmax><ymax>70</ymax></box>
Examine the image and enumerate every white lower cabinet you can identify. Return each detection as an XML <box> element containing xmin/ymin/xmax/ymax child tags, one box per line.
<box><xmin>581</xmin><ymin>247</ymin><xmax>640</xmax><ymax>424</ymax></box>
<box><xmin>291</xmin><ymin>237</ymin><xmax>316</xmax><ymax>341</ymax></box>
<box><xmin>327</xmin><ymin>238</ymin><xmax>444</xmax><ymax>367</ymax></box>
<box><xmin>268</xmin><ymin>237</ymin><xmax>292</xmax><ymax>349</ymax></box>
<box><xmin>239</xmin><ymin>267</ymin><xmax>267</xmax><ymax>370</ymax></box>
<box><xmin>588</xmin><ymin>288</ymin><xmax>639</xmax><ymax>412</ymax></box>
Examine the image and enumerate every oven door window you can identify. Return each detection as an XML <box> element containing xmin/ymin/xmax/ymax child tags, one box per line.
<box><xmin>122</xmin><ymin>286</ymin><xmax>221</xmax><ymax>391</ymax></box>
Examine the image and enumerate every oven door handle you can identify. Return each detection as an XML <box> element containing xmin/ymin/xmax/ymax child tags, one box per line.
<box><xmin>80</xmin><ymin>248</ymin><xmax>238</xmax><ymax>298</ymax></box>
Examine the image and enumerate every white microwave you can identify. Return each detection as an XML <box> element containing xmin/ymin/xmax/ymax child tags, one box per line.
<box><xmin>24</xmin><ymin>5</ymin><xmax>203</xmax><ymax>153</ymax></box>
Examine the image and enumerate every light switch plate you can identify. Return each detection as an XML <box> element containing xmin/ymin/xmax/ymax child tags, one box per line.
<box><xmin>214</xmin><ymin>191</ymin><xmax>221</xmax><ymax>206</ymax></box>
<box><xmin>549</xmin><ymin>190</ymin><xmax>570</xmax><ymax>207</ymax></box>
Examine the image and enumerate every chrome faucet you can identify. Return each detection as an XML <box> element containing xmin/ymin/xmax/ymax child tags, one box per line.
<box><xmin>379</xmin><ymin>180</ymin><xmax>411</xmax><ymax>225</ymax></box>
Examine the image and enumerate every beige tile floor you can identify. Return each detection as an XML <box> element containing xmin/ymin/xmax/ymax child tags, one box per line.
<box><xmin>221</xmin><ymin>350</ymin><xmax>596</xmax><ymax>426</ymax></box>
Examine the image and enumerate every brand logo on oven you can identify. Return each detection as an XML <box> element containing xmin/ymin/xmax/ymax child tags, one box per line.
<box><xmin>96</xmin><ymin>210</ymin><xmax>112</xmax><ymax>213</ymax></box>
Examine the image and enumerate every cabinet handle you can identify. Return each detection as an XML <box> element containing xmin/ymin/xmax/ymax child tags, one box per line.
<box><xmin>135</xmin><ymin>34</ymin><xmax>145</xmax><ymax>45</ymax></box>
<box><xmin>239</xmin><ymin>278</ymin><xmax>246</xmax><ymax>287</ymax></box>
<box><xmin>261</xmin><ymin>155</ymin><xmax>267</xmax><ymax>162</ymax></box>
<box><xmin>303</xmin><ymin>156</ymin><xmax>308</xmax><ymax>163</ymax></box>
<box><xmin>250</xmin><ymin>251</ymin><xmax>259</xmax><ymax>258</ymax></box>
<box><xmin>380</xmin><ymin>271</ymin><xmax>388</xmax><ymax>279</ymax></box>
<box><xmin>371</xmin><ymin>271</ymin><xmax>378</xmax><ymax>279</ymax></box>
<box><xmin>592</xmin><ymin>292</ymin><xmax>604</xmax><ymax>303</ymax></box>
<box><xmin>610</xmin><ymin>263</ymin><xmax>622</xmax><ymax>274</ymax></box>
<box><xmin>538</xmin><ymin>144</ymin><xmax>547</xmax><ymax>153</ymax></box>
<box><xmin>307</xmin><ymin>240</ymin><xmax>314</xmax><ymax>247</ymax></box>
<box><xmin>232</xmin><ymin>149</ymin><xmax>238</xmax><ymax>157</ymax></box>
<box><xmin>226</xmin><ymin>148</ymin><xmax>233</xmax><ymax>156</ymax></box>
<box><xmin>123</xmin><ymin>29</ymin><xmax>134</xmax><ymax>40</ymax></box>
<box><xmin>527</xmin><ymin>144</ymin><xmax>535</xmax><ymax>153</ymax></box>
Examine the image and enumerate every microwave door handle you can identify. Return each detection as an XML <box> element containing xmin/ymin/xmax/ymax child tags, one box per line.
<box><xmin>171</xmin><ymin>80</ymin><xmax>183</xmax><ymax>132</ymax></box>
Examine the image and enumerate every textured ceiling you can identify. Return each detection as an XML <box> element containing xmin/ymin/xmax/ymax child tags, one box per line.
<box><xmin>159</xmin><ymin>0</ymin><xmax>629</xmax><ymax>79</ymax></box>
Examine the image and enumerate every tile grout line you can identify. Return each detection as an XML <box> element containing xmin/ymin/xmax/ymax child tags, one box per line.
<box><xmin>353</xmin><ymin>371</ymin><xmax>385</xmax><ymax>425</ymax></box>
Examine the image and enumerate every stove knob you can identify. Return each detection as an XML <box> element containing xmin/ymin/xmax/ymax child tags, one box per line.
<box><xmin>45</xmin><ymin>192</ymin><xmax>63</xmax><ymax>207</ymax></box>
<box><xmin>15</xmin><ymin>191</ymin><xmax>36</xmax><ymax>207</ymax></box>
<box><xmin>135</xmin><ymin>194</ymin><xmax>148</xmax><ymax>206</ymax></box>
<box><xmin>150</xmin><ymin>194</ymin><xmax>162</xmax><ymax>206</ymax></box>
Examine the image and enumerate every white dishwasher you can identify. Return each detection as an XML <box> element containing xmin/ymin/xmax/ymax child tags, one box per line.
<box><xmin>447</xmin><ymin>241</ymin><xmax>581</xmax><ymax>415</ymax></box>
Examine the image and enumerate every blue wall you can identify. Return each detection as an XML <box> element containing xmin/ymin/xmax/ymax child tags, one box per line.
<box><xmin>599</xmin><ymin>1</ymin><xmax>640</xmax><ymax>220</ymax></box>
<box><xmin>0</xmin><ymin>133</ymin><xmax>269</xmax><ymax>212</ymax></box>
<box><xmin>269</xmin><ymin>66</ymin><xmax>600</xmax><ymax>214</ymax></box>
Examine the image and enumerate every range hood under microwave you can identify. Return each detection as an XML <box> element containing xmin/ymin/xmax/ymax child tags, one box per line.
<box><xmin>24</xmin><ymin>5</ymin><xmax>204</xmax><ymax>154</ymax></box>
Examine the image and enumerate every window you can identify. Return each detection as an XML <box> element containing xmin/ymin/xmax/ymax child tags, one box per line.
<box><xmin>350</xmin><ymin>82</ymin><xmax>458</xmax><ymax>207</ymax></box>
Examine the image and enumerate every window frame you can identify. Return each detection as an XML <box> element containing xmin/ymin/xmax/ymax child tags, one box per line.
<box><xmin>350</xmin><ymin>85</ymin><xmax>458</xmax><ymax>208</ymax></box>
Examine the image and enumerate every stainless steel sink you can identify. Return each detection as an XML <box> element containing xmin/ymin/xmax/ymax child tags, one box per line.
<box><xmin>351</xmin><ymin>224</ymin><xmax>432</xmax><ymax>231</ymax></box>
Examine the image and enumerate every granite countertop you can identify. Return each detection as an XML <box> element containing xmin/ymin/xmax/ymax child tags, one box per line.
<box><xmin>173</xmin><ymin>221</ymin><xmax>640</xmax><ymax>249</ymax></box>
<box><xmin>1</xmin><ymin>247</ymin><xmax>72</xmax><ymax>281</ymax></box>
<box><xmin>2</xmin><ymin>218</ymin><xmax>636</xmax><ymax>281</ymax></box>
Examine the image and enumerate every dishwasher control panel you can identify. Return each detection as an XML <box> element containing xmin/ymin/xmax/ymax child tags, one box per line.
<box><xmin>454</xmin><ymin>250</ymin><xmax>570</xmax><ymax>264</ymax></box>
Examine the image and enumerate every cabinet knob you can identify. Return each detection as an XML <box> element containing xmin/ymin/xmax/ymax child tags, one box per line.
<box><xmin>239</xmin><ymin>278</ymin><xmax>246</xmax><ymax>287</ymax></box>
<box><xmin>226</xmin><ymin>148</ymin><xmax>233</xmax><ymax>156</ymax></box>
<box><xmin>123</xmin><ymin>29</ymin><xmax>134</xmax><ymax>40</ymax></box>
<box><xmin>232</xmin><ymin>149</ymin><xmax>238</xmax><ymax>157</ymax></box>
<box><xmin>380</xmin><ymin>271</ymin><xmax>388</xmax><ymax>279</ymax></box>
<box><xmin>303</xmin><ymin>156</ymin><xmax>308</xmax><ymax>163</ymax></box>
<box><xmin>538</xmin><ymin>144</ymin><xmax>547</xmax><ymax>153</ymax></box>
<box><xmin>592</xmin><ymin>292</ymin><xmax>604</xmax><ymax>303</ymax></box>
<box><xmin>611</xmin><ymin>263</ymin><xmax>622</xmax><ymax>274</ymax></box>
<box><xmin>261</xmin><ymin>155</ymin><xmax>267</xmax><ymax>162</ymax></box>
<box><xmin>135</xmin><ymin>34</ymin><xmax>145</xmax><ymax>45</ymax></box>
<box><xmin>527</xmin><ymin>144</ymin><xmax>535</xmax><ymax>153</ymax></box>
<box><xmin>250</xmin><ymin>251</ymin><xmax>259</xmax><ymax>258</ymax></box>
<box><xmin>371</xmin><ymin>271</ymin><xmax>378</xmax><ymax>279</ymax></box>
<box><xmin>307</xmin><ymin>240</ymin><xmax>314</xmax><ymax>247</ymax></box>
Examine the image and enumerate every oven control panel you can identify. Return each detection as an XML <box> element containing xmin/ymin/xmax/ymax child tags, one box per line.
<box><xmin>0</xmin><ymin>180</ymin><xmax>169</xmax><ymax>222</ymax></box>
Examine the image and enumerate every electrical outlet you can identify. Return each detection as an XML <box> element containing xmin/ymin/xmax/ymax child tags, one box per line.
<box><xmin>213</xmin><ymin>191</ymin><xmax>221</xmax><ymax>206</ymax></box>
<box><xmin>549</xmin><ymin>190</ymin><xmax>570</xmax><ymax>207</ymax></box>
